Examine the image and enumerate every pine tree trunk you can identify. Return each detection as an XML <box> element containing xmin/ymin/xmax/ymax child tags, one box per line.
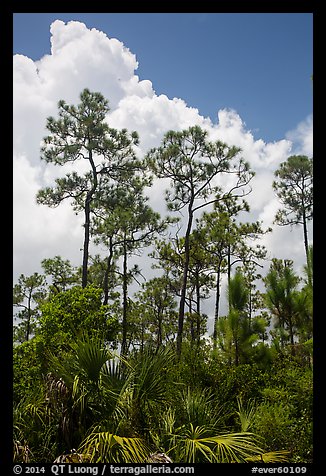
<box><xmin>121</xmin><ymin>240</ymin><xmax>128</xmax><ymax>356</ymax></box>
<box><xmin>213</xmin><ymin>264</ymin><xmax>221</xmax><ymax>348</ymax></box>
<box><xmin>82</xmin><ymin>198</ymin><xmax>91</xmax><ymax>288</ymax></box>
<box><xmin>302</xmin><ymin>207</ymin><xmax>312</xmax><ymax>286</ymax></box>
<box><xmin>195</xmin><ymin>271</ymin><xmax>201</xmax><ymax>346</ymax></box>
<box><xmin>82</xmin><ymin>150</ymin><xmax>97</xmax><ymax>288</ymax></box>
<box><xmin>25</xmin><ymin>293</ymin><xmax>32</xmax><ymax>342</ymax></box>
<box><xmin>103</xmin><ymin>237</ymin><xmax>114</xmax><ymax>305</ymax></box>
<box><xmin>227</xmin><ymin>244</ymin><xmax>231</xmax><ymax>311</ymax></box>
<box><xmin>176</xmin><ymin>203</ymin><xmax>194</xmax><ymax>358</ymax></box>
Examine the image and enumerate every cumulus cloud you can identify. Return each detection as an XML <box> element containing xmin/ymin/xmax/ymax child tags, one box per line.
<box><xmin>285</xmin><ymin>115</ymin><xmax>313</xmax><ymax>157</ymax></box>
<box><xmin>109</xmin><ymin>95</ymin><xmax>212</xmax><ymax>154</ymax></box>
<box><xmin>41</xmin><ymin>20</ymin><xmax>154</xmax><ymax>108</ymax></box>
<box><xmin>13</xmin><ymin>153</ymin><xmax>83</xmax><ymax>277</ymax></box>
<box><xmin>13</xmin><ymin>19</ymin><xmax>313</xmax><ymax>295</ymax></box>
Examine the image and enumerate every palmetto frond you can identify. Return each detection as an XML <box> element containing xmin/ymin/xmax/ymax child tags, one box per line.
<box><xmin>236</xmin><ymin>397</ymin><xmax>256</xmax><ymax>432</ymax></box>
<box><xmin>128</xmin><ymin>346</ymin><xmax>175</xmax><ymax>405</ymax></box>
<box><xmin>172</xmin><ymin>424</ymin><xmax>266</xmax><ymax>463</ymax></box>
<box><xmin>181</xmin><ymin>387</ymin><xmax>228</xmax><ymax>430</ymax></box>
<box><xmin>78</xmin><ymin>429</ymin><xmax>151</xmax><ymax>463</ymax></box>
<box><xmin>72</xmin><ymin>336</ymin><xmax>112</xmax><ymax>383</ymax></box>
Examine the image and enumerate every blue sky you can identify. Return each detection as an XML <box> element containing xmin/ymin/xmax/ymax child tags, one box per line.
<box><xmin>13</xmin><ymin>12</ymin><xmax>312</xmax><ymax>143</ymax></box>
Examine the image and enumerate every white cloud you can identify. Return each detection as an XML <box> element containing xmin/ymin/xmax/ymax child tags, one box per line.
<box><xmin>13</xmin><ymin>56</ymin><xmax>54</xmax><ymax>164</ymax></box>
<box><xmin>38</xmin><ymin>20</ymin><xmax>153</xmax><ymax>108</ymax></box>
<box><xmin>109</xmin><ymin>94</ymin><xmax>212</xmax><ymax>155</ymax></box>
<box><xmin>13</xmin><ymin>19</ymin><xmax>313</xmax><ymax>297</ymax></box>
<box><xmin>285</xmin><ymin>115</ymin><xmax>313</xmax><ymax>157</ymax></box>
<box><xmin>13</xmin><ymin>154</ymin><xmax>83</xmax><ymax>278</ymax></box>
<box><xmin>209</xmin><ymin>109</ymin><xmax>292</xmax><ymax>170</ymax></box>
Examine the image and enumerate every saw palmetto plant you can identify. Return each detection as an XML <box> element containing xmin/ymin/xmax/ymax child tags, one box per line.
<box><xmin>14</xmin><ymin>336</ymin><xmax>290</xmax><ymax>463</ymax></box>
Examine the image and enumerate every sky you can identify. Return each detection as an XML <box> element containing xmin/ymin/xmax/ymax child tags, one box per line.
<box><xmin>13</xmin><ymin>13</ymin><xmax>313</xmax><ymax>328</ymax></box>
<box><xmin>13</xmin><ymin>13</ymin><xmax>313</xmax><ymax>144</ymax></box>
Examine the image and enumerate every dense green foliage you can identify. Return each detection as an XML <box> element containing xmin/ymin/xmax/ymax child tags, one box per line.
<box><xmin>13</xmin><ymin>90</ymin><xmax>313</xmax><ymax>464</ymax></box>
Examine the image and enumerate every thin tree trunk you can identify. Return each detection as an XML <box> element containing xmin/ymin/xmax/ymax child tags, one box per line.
<box><xmin>103</xmin><ymin>236</ymin><xmax>114</xmax><ymax>305</ymax></box>
<box><xmin>82</xmin><ymin>150</ymin><xmax>97</xmax><ymax>288</ymax></box>
<box><xmin>213</xmin><ymin>264</ymin><xmax>221</xmax><ymax>348</ymax></box>
<box><xmin>288</xmin><ymin>314</ymin><xmax>295</xmax><ymax>355</ymax></box>
<box><xmin>176</xmin><ymin>203</ymin><xmax>194</xmax><ymax>358</ymax></box>
<box><xmin>227</xmin><ymin>244</ymin><xmax>231</xmax><ymax>311</ymax></box>
<box><xmin>82</xmin><ymin>197</ymin><xmax>91</xmax><ymax>288</ymax></box>
<box><xmin>248</xmin><ymin>287</ymin><xmax>252</xmax><ymax>330</ymax></box>
<box><xmin>302</xmin><ymin>207</ymin><xmax>312</xmax><ymax>286</ymax></box>
<box><xmin>195</xmin><ymin>270</ymin><xmax>201</xmax><ymax>346</ymax></box>
<box><xmin>121</xmin><ymin>239</ymin><xmax>128</xmax><ymax>356</ymax></box>
<box><xmin>25</xmin><ymin>292</ymin><xmax>32</xmax><ymax>342</ymax></box>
